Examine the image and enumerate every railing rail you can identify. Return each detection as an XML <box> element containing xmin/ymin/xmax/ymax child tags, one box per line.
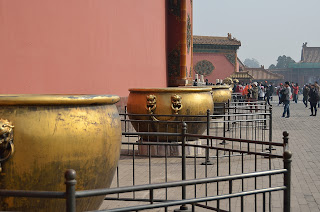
<box><xmin>0</xmin><ymin>152</ymin><xmax>292</xmax><ymax>212</ymax></box>
<box><xmin>77</xmin><ymin>169</ymin><xmax>287</xmax><ymax>197</ymax></box>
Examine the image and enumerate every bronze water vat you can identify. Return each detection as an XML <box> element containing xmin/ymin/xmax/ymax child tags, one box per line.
<box><xmin>0</xmin><ymin>94</ymin><xmax>121</xmax><ymax>211</ymax></box>
<box><xmin>210</xmin><ymin>85</ymin><xmax>232</xmax><ymax>115</ymax></box>
<box><xmin>127</xmin><ymin>88</ymin><xmax>213</xmax><ymax>142</ymax></box>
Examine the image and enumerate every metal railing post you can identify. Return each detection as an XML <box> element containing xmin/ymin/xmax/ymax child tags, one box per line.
<box><xmin>65</xmin><ymin>169</ymin><xmax>77</xmax><ymax>212</ymax></box>
<box><xmin>220</xmin><ymin>103</ymin><xmax>227</xmax><ymax>145</ymax></box>
<box><xmin>266</xmin><ymin>106</ymin><xmax>274</xmax><ymax>151</ymax></box>
<box><xmin>283</xmin><ymin>150</ymin><xmax>292</xmax><ymax>212</ymax></box>
<box><xmin>124</xmin><ymin>106</ymin><xmax>127</xmax><ymax>133</ymax></box>
<box><xmin>174</xmin><ymin>122</ymin><xmax>190</xmax><ymax>212</ymax></box>
<box><xmin>264</xmin><ymin>102</ymin><xmax>267</xmax><ymax>128</ymax></box>
<box><xmin>283</xmin><ymin>131</ymin><xmax>289</xmax><ymax>152</ymax></box>
<box><xmin>202</xmin><ymin>110</ymin><xmax>213</xmax><ymax>165</ymax></box>
<box><xmin>223</xmin><ymin>103</ymin><xmax>226</xmax><ymax>135</ymax></box>
<box><xmin>227</xmin><ymin>99</ymin><xmax>230</xmax><ymax>131</ymax></box>
<box><xmin>269</xmin><ymin>106</ymin><xmax>272</xmax><ymax>142</ymax></box>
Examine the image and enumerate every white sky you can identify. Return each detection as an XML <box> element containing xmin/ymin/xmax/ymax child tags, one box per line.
<box><xmin>193</xmin><ymin>0</ymin><xmax>320</xmax><ymax>67</ymax></box>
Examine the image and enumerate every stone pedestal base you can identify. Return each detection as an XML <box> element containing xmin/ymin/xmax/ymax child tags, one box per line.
<box><xmin>213</xmin><ymin>102</ymin><xmax>225</xmax><ymax>116</ymax></box>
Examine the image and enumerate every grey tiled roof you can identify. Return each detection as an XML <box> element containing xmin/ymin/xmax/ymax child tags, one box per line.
<box><xmin>302</xmin><ymin>47</ymin><xmax>320</xmax><ymax>63</ymax></box>
<box><xmin>193</xmin><ymin>35</ymin><xmax>241</xmax><ymax>46</ymax></box>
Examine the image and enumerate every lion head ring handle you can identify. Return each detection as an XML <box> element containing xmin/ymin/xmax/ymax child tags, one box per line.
<box><xmin>171</xmin><ymin>94</ymin><xmax>183</xmax><ymax>114</ymax></box>
<box><xmin>146</xmin><ymin>94</ymin><xmax>183</xmax><ymax>121</ymax></box>
<box><xmin>0</xmin><ymin>119</ymin><xmax>14</xmax><ymax>172</ymax></box>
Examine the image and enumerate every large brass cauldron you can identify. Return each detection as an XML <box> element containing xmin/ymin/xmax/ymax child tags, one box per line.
<box><xmin>210</xmin><ymin>85</ymin><xmax>232</xmax><ymax>115</ymax></box>
<box><xmin>127</xmin><ymin>88</ymin><xmax>213</xmax><ymax>142</ymax></box>
<box><xmin>0</xmin><ymin>95</ymin><xmax>121</xmax><ymax>211</ymax></box>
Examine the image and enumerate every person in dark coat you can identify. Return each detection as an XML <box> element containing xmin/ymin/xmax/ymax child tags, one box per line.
<box><xmin>302</xmin><ymin>84</ymin><xmax>310</xmax><ymax>108</ymax></box>
<box><xmin>265</xmin><ymin>84</ymin><xmax>273</xmax><ymax>106</ymax></box>
<box><xmin>193</xmin><ymin>79</ymin><xmax>198</xmax><ymax>86</ymax></box>
<box><xmin>308</xmin><ymin>84</ymin><xmax>319</xmax><ymax>116</ymax></box>
<box><xmin>282</xmin><ymin>81</ymin><xmax>291</xmax><ymax>118</ymax></box>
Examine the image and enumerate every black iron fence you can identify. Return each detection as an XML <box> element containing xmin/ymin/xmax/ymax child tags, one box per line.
<box><xmin>123</xmin><ymin>100</ymin><xmax>272</xmax><ymax>139</ymax></box>
<box><xmin>104</xmin><ymin>112</ymin><xmax>288</xmax><ymax>212</ymax></box>
<box><xmin>0</xmin><ymin>130</ymin><xmax>291</xmax><ymax>212</ymax></box>
<box><xmin>121</xmin><ymin>100</ymin><xmax>273</xmax><ymax>160</ymax></box>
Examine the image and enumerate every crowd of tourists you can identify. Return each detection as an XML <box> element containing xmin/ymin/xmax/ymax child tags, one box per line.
<box><xmin>232</xmin><ymin>81</ymin><xmax>275</xmax><ymax>105</ymax></box>
<box><xmin>196</xmin><ymin>79</ymin><xmax>320</xmax><ymax>118</ymax></box>
<box><xmin>274</xmin><ymin>81</ymin><xmax>320</xmax><ymax>117</ymax></box>
<box><xmin>232</xmin><ymin>80</ymin><xmax>320</xmax><ymax>118</ymax></box>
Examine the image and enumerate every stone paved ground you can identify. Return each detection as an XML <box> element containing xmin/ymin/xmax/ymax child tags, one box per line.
<box><xmin>100</xmin><ymin>96</ymin><xmax>320</xmax><ymax>212</ymax></box>
<box><xmin>272</xmin><ymin>97</ymin><xmax>320</xmax><ymax>212</ymax></box>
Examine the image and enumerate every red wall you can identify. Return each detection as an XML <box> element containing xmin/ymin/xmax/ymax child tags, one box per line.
<box><xmin>0</xmin><ymin>0</ymin><xmax>167</xmax><ymax>97</ymax></box>
<box><xmin>193</xmin><ymin>53</ymin><xmax>235</xmax><ymax>84</ymax></box>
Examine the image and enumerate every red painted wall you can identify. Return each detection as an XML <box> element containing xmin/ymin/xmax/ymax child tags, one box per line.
<box><xmin>0</xmin><ymin>0</ymin><xmax>167</xmax><ymax>97</ymax></box>
<box><xmin>193</xmin><ymin>53</ymin><xmax>235</xmax><ymax>84</ymax></box>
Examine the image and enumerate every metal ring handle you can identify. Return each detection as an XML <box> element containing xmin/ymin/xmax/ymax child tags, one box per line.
<box><xmin>171</xmin><ymin>94</ymin><xmax>183</xmax><ymax>115</ymax></box>
<box><xmin>0</xmin><ymin>142</ymin><xmax>14</xmax><ymax>163</ymax></box>
<box><xmin>0</xmin><ymin>119</ymin><xmax>14</xmax><ymax>165</ymax></box>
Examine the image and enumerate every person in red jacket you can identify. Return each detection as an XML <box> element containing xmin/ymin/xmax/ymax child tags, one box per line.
<box><xmin>292</xmin><ymin>83</ymin><xmax>299</xmax><ymax>103</ymax></box>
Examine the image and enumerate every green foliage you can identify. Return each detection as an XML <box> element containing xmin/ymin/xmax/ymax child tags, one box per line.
<box><xmin>268</xmin><ymin>64</ymin><xmax>276</xmax><ymax>69</ymax></box>
<box><xmin>273</xmin><ymin>55</ymin><xmax>296</xmax><ymax>69</ymax></box>
<box><xmin>243</xmin><ymin>58</ymin><xmax>260</xmax><ymax>68</ymax></box>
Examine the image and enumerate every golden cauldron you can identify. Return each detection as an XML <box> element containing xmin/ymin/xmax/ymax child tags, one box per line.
<box><xmin>127</xmin><ymin>88</ymin><xmax>213</xmax><ymax>142</ymax></box>
<box><xmin>0</xmin><ymin>94</ymin><xmax>121</xmax><ymax>211</ymax></box>
<box><xmin>210</xmin><ymin>85</ymin><xmax>232</xmax><ymax>115</ymax></box>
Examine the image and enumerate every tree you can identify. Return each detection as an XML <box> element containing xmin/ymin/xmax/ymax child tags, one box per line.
<box><xmin>268</xmin><ymin>64</ymin><xmax>276</xmax><ymax>69</ymax></box>
<box><xmin>275</xmin><ymin>55</ymin><xmax>295</xmax><ymax>69</ymax></box>
<box><xmin>269</xmin><ymin>55</ymin><xmax>296</xmax><ymax>69</ymax></box>
<box><xmin>243</xmin><ymin>58</ymin><xmax>260</xmax><ymax>68</ymax></box>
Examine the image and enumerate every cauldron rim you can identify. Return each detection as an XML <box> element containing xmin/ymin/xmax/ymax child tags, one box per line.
<box><xmin>0</xmin><ymin>94</ymin><xmax>120</xmax><ymax>105</ymax></box>
<box><xmin>129</xmin><ymin>87</ymin><xmax>212</xmax><ymax>92</ymax></box>
<box><xmin>209</xmin><ymin>85</ymin><xmax>231</xmax><ymax>89</ymax></box>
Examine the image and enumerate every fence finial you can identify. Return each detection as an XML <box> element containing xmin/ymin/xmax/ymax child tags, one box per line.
<box><xmin>283</xmin><ymin>150</ymin><xmax>292</xmax><ymax>160</ymax></box>
<box><xmin>65</xmin><ymin>169</ymin><xmax>77</xmax><ymax>212</ymax></box>
<box><xmin>181</xmin><ymin>122</ymin><xmax>187</xmax><ymax>130</ymax></box>
<box><xmin>65</xmin><ymin>169</ymin><xmax>76</xmax><ymax>181</ymax></box>
<box><xmin>283</xmin><ymin>131</ymin><xmax>289</xmax><ymax>144</ymax></box>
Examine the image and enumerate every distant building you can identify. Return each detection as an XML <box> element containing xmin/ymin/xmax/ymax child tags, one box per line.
<box><xmin>301</xmin><ymin>42</ymin><xmax>320</xmax><ymax>63</ymax></box>
<box><xmin>193</xmin><ymin>34</ymin><xmax>241</xmax><ymax>84</ymax></box>
<box><xmin>271</xmin><ymin>43</ymin><xmax>320</xmax><ymax>85</ymax></box>
<box><xmin>229</xmin><ymin>71</ymin><xmax>253</xmax><ymax>84</ymax></box>
<box><xmin>246</xmin><ymin>65</ymin><xmax>284</xmax><ymax>84</ymax></box>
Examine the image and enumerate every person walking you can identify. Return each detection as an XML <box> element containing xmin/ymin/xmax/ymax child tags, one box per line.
<box><xmin>243</xmin><ymin>83</ymin><xmax>251</xmax><ymax>100</ymax></box>
<box><xmin>251</xmin><ymin>82</ymin><xmax>259</xmax><ymax>100</ymax></box>
<box><xmin>308</xmin><ymin>84</ymin><xmax>319</xmax><ymax>116</ymax></box>
<box><xmin>282</xmin><ymin>81</ymin><xmax>291</xmax><ymax>118</ymax></box>
<box><xmin>302</xmin><ymin>84</ymin><xmax>310</xmax><ymax>108</ymax></box>
<box><xmin>277</xmin><ymin>83</ymin><xmax>284</xmax><ymax>106</ymax></box>
<box><xmin>266</xmin><ymin>84</ymin><xmax>273</xmax><ymax>106</ymax></box>
<box><xmin>292</xmin><ymin>83</ymin><xmax>299</xmax><ymax>103</ymax></box>
<box><xmin>315</xmin><ymin>81</ymin><xmax>320</xmax><ymax>108</ymax></box>
<box><xmin>258</xmin><ymin>83</ymin><xmax>265</xmax><ymax>101</ymax></box>
<box><xmin>249</xmin><ymin>82</ymin><xmax>259</xmax><ymax>112</ymax></box>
